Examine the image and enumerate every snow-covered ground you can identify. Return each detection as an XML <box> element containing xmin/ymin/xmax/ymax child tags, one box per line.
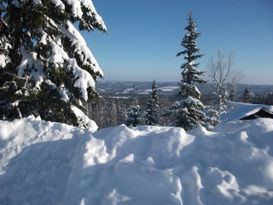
<box><xmin>159</xmin><ymin>85</ymin><xmax>180</xmax><ymax>92</ymax></box>
<box><xmin>0</xmin><ymin>103</ymin><xmax>273</xmax><ymax>205</ymax></box>
<box><xmin>221</xmin><ymin>102</ymin><xmax>270</xmax><ymax>121</ymax></box>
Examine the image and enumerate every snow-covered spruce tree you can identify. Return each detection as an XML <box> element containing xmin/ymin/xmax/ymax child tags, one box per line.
<box><xmin>144</xmin><ymin>80</ymin><xmax>160</xmax><ymax>125</ymax></box>
<box><xmin>0</xmin><ymin>0</ymin><xmax>106</xmax><ymax>129</ymax></box>
<box><xmin>204</xmin><ymin>106</ymin><xmax>219</xmax><ymax>129</ymax></box>
<box><xmin>175</xmin><ymin>13</ymin><xmax>206</xmax><ymax>130</ymax></box>
<box><xmin>126</xmin><ymin>100</ymin><xmax>141</xmax><ymax>127</ymax></box>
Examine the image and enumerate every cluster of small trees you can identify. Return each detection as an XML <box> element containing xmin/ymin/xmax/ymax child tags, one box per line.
<box><xmin>122</xmin><ymin>13</ymin><xmax>243</xmax><ymax>130</ymax></box>
<box><xmin>252</xmin><ymin>93</ymin><xmax>273</xmax><ymax>105</ymax></box>
<box><xmin>120</xmin><ymin>13</ymin><xmax>212</xmax><ymax>130</ymax></box>
<box><xmin>126</xmin><ymin>81</ymin><xmax>160</xmax><ymax>127</ymax></box>
<box><xmin>89</xmin><ymin>13</ymin><xmax>229</xmax><ymax>130</ymax></box>
<box><xmin>87</xmin><ymin>81</ymin><xmax>161</xmax><ymax>128</ymax></box>
<box><xmin>239</xmin><ymin>88</ymin><xmax>273</xmax><ymax>105</ymax></box>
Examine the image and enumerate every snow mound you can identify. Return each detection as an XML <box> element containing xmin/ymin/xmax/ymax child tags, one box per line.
<box><xmin>1</xmin><ymin>110</ymin><xmax>273</xmax><ymax>204</ymax></box>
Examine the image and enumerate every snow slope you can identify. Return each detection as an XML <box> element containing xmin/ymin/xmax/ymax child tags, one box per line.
<box><xmin>1</xmin><ymin>104</ymin><xmax>273</xmax><ymax>205</ymax></box>
<box><xmin>221</xmin><ymin>102</ymin><xmax>272</xmax><ymax>121</ymax></box>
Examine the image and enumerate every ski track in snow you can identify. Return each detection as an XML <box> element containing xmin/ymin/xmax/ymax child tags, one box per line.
<box><xmin>0</xmin><ymin>103</ymin><xmax>273</xmax><ymax>205</ymax></box>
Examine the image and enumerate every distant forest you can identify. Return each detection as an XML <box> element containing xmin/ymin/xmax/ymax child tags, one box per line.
<box><xmin>88</xmin><ymin>87</ymin><xmax>273</xmax><ymax>128</ymax></box>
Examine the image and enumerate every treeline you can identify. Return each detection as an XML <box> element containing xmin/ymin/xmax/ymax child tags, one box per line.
<box><xmin>87</xmin><ymin>95</ymin><xmax>175</xmax><ymax>128</ymax></box>
<box><xmin>251</xmin><ymin>93</ymin><xmax>273</xmax><ymax>105</ymax></box>
<box><xmin>88</xmin><ymin>90</ymin><xmax>273</xmax><ymax>129</ymax></box>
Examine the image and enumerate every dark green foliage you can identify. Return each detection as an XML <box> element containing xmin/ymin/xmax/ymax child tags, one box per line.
<box><xmin>0</xmin><ymin>70</ymin><xmax>79</xmax><ymax>125</ymax></box>
<box><xmin>174</xmin><ymin>97</ymin><xmax>206</xmax><ymax>130</ymax></box>
<box><xmin>144</xmin><ymin>81</ymin><xmax>160</xmax><ymax>125</ymax></box>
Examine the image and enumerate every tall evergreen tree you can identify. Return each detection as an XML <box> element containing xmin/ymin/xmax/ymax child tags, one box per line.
<box><xmin>0</xmin><ymin>0</ymin><xmax>106</xmax><ymax>129</ymax></box>
<box><xmin>144</xmin><ymin>80</ymin><xmax>160</xmax><ymax>125</ymax></box>
<box><xmin>175</xmin><ymin>13</ymin><xmax>206</xmax><ymax>130</ymax></box>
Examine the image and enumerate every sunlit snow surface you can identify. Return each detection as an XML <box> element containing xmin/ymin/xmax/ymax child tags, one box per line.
<box><xmin>1</xmin><ymin>103</ymin><xmax>273</xmax><ymax>205</ymax></box>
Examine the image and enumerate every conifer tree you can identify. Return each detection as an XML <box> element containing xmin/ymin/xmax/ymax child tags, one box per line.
<box><xmin>0</xmin><ymin>0</ymin><xmax>106</xmax><ymax>130</ymax></box>
<box><xmin>229</xmin><ymin>88</ymin><xmax>235</xmax><ymax>101</ymax></box>
<box><xmin>126</xmin><ymin>102</ymin><xmax>141</xmax><ymax>127</ymax></box>
<box><xmin>175</xmin><ymin>13</ymin><xmax>206</xmax><ymax>130</ymax></box>
<box><xmin>243</xmin><ymin>88</ymin><xmax>251</xmax><ymax>103</ymax></box>
<box><xmin>144</xmin><ymin>80</ymin><xmax>160</xmax><ymax>125</ymax></box>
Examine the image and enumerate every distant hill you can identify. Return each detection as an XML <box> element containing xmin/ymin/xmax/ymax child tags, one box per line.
<box><xmin>97</xmin><ymin>81</ymin><xmax>273</xmax><ymax>97</ymax></box>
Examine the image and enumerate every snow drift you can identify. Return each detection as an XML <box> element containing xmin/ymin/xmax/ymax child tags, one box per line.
<box><xmin>1</xmin><ymin>104</ymin><xmax>273</xmax><ymax>205</ymax></box>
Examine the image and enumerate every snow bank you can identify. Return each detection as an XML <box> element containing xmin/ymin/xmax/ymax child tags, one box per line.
<box><xmin>1</xmin><ymin>105</ymin><xmax>273</xmax><ymax>204</ymax></box>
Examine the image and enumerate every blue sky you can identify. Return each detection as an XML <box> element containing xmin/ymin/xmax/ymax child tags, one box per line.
<box><xmin>84</xmin><ymin>0</ymin><xmax>273</xmax><ymax>85</ymax></box>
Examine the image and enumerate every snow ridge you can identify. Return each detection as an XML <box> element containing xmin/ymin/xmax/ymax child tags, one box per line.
<box><xmin>1</xmin><ymin>104</ymin><xmax>273</xmax><ymax>204</ymax></box>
